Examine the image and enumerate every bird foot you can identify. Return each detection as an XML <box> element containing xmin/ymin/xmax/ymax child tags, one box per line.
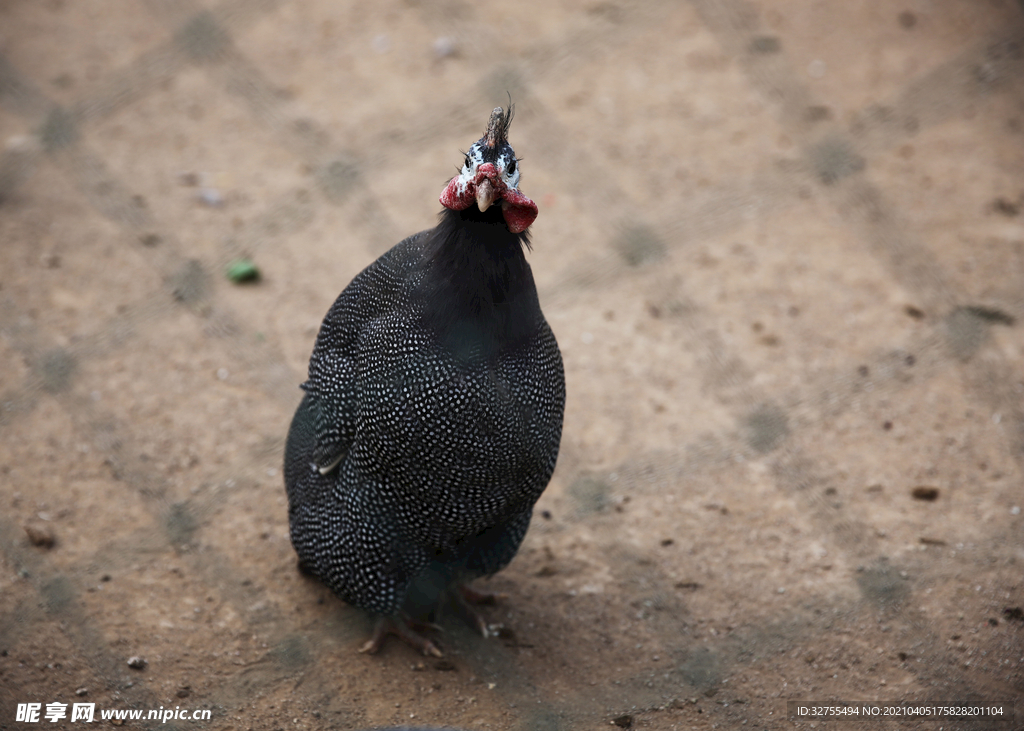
<box><xmin>358</xmin><ymin>615</ymin><xmax>444</xmax><ymax>658</ymax></box>
<box><xmin>450</xmin><ymin>585</ymin><xmax>507</xmax><ymax>637</ymax></box>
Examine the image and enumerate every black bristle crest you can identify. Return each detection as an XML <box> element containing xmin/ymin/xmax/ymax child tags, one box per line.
<box><xmin>484</xmin><ymin>104</ymin><xmax>514</xmax><ymax>148</ymax></box>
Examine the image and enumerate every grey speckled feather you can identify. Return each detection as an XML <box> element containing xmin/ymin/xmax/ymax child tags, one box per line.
<box><xmin>285</xmin><ymin>161</ymin><xmax>565</xmax><ymax>621</ymax></box>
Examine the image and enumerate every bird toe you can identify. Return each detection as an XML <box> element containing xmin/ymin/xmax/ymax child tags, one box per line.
<box><xmin>359</xmin><ymin>615</ymin><xmax>445</xmax><ymax>657</ymax></box>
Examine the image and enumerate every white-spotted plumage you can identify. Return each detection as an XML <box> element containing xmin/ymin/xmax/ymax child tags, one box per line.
<box><xmin>284</xmin><ymin>108</ymin><xmax>564</xmax><ymax>641</ymax></box>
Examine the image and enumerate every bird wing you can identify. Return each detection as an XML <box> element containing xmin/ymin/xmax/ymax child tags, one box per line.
<box><xmin>302</xmin><ymin>232</ymin><xmax>429</xmax><ymax>473</ymax></box>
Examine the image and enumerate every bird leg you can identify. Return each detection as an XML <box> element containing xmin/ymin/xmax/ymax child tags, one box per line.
<box><xmin>449</xmin><ymin>584</ymin><xmax>509</xmax><ymax>637</ymax></box>
<box><xmin>358</xmin><ymin>615</ymin><xmax>444</xmax><ymax>658</ymax></box>
<box><xmin>459</xmin><ymin>584</ymin><xmax>508</xmax><ymax>606</ymax></box>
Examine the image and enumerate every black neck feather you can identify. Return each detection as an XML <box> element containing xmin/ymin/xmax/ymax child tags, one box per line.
<box><xmin>416</xmin><ymin>207</ymin><xmax>541</xmax><ymax>361</ymax></box>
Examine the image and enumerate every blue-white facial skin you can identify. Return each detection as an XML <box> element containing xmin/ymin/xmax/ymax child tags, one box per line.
<box><xmin>458</xmin><ymin>141</ymin><xmax>521</xmax><ymax>191</ymax></box>
<box><xmin>440</xmin><ymin>134</ymin><xmax>538</xmax><ymax>233</ymax></box>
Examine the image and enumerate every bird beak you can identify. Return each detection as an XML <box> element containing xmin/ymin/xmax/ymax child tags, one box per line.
<box><xmin>475</xmin><ymin>178</ymin><xmax>495</xmax><ymax>212</ymax></box>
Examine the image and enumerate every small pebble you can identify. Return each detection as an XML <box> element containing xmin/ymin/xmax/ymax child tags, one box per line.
<box><xmin>75</xmin><ymin>688</ymin><xmax>88</xmax><ymax>697</ymax></box>
<box><xmin>433</xmin><ymin>36</ymin><xmax>457</xmax><ymax>58</ymax></box>
<box><xmin>197</xmin><ymin>188</ymin><xmax>223</xmax><ymax>207</ymax></box>
<box><xmin>911</xmin><ymin>486</ymin><xmax>940</xmax><ymax>501</ymax></box>
<box><xmin>24</xmin><ymin>525</ymin><xmax>55</xmax><ymax>549</ymax></box>
<box><xmin>126</xmin><ymin>656</ymin><xmax>147</xmax><ymax>670</ymax></box>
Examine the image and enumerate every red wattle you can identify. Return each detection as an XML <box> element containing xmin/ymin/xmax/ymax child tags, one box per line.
<box><xmin>500</xmin><ymin>190</ymin><xmax>538</xmax><ymax>233</ymax></box>
<box><xmin>439</xmin><ymin>163</ymin><xmax>538</xmax><ymax>233</ymax></box>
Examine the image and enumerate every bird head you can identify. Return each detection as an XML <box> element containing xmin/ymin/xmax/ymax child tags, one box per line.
<box><xmin>439</xmin><ymin>106</ymin><xmax>538</xmax><ymax>234</ymax></box>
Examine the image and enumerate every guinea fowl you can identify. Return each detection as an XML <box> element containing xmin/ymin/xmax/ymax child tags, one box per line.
<box><xmin>285</xmin><ymin>106</ymin><xmax>565</xmax><ymax>656</ymax></box>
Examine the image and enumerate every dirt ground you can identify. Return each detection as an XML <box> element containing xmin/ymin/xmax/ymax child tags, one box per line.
<box><xmin>1</xmin><ymin>1</ymin><xmax>1023</xmax><ymax>729</ymax></box>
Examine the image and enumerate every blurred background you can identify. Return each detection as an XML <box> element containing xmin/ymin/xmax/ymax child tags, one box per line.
<box><xmin>1</xmin><ymin>0</ymin><xmax>1022</xmax><ymax>729</ymax></box>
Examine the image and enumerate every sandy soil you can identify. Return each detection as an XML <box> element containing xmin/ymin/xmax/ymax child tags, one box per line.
<box><xmin>1</xmin><ymin>1</ymin><xmax>1022</xmax><ymax>729</ymax></box>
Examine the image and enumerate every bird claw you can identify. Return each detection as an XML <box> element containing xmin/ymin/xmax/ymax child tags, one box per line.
<box><xmin>358</xmin><ymin>616</ymin><xmax>444</xmax><ymax>657</ymax></box>
<box><xmin>451</xmin><ymin>584</ymin><xmax>505</xmax><ymax>637</ymax></box>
